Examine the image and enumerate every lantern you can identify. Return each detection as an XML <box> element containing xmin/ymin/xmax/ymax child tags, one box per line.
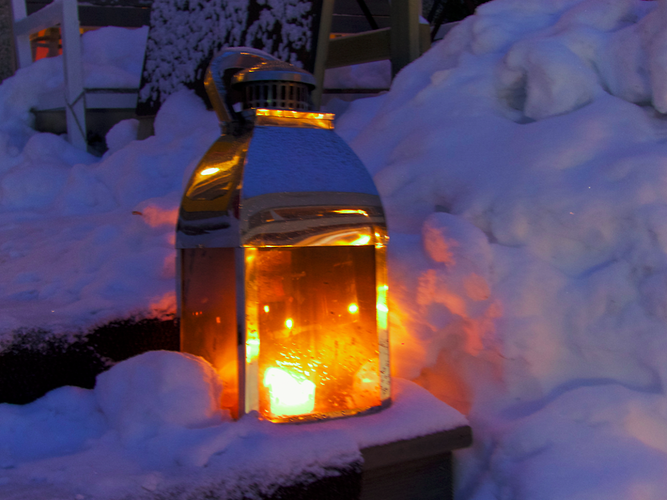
<box><xmin>177</xmin><ymin>48</ymin><xmax>390</xmax><ymax>423</ymax></box>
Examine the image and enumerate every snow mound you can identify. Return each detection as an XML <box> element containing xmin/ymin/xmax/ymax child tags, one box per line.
<box><xmin>472</xmin><ymin>384</ymin><xmax>667</xmax><ymax>500</ymax></box>
<box><xmin>95</xmin><ymin>351</ymin><xmax>227</xmax><ymax>444</ymax></box>
<box><xmin>0</xmin><ymin>86</ymin><xmax>218</xmax><ymax>334</ymax></box>
<box><xmin>334</xmin><ymin>0</ymin><xmax>667</xmax><ymax>498</ymax></box>
<box><xmin>104</xmin><ymin>119</ymin><xmax>139</xmax><ymax>156</ymax></box>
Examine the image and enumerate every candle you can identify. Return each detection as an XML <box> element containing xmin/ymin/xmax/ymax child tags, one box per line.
<box><xmin>263</xmin><ymin>367</ymin><xmax>316</xmax><ymax>417</ymax></box>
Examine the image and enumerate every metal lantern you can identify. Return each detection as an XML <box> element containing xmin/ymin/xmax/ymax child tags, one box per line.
<box><xmin>177</xmin><ymin>48</ymin><xmax>390</xmax><ymax>423</ymax></box>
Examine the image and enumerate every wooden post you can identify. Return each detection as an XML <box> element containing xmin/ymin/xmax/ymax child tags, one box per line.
<box><xmin>312</xmin><ymin>0</ymin><xmax>336</xmax><ymax>109</ymax></box>
<box><xmin>0</xmin><ymin>0</ymin><xmax>16</xmax><ymax>82</ymax></box>
<box><xmin>60</xmin><ymin>0</ymin><xmax>87</xmax><ymax>150</ymax></box>
<box><xmin>11</xmin><ymin>0</ymin><xmax>31</xmax><ymax>69</ymax></box>
<box><xmin>313</xmin><ymin>0</ymin><xmax>430</xmax><ymax>103</ymax></box>
<box><xmin>390</xmin><ymin>0</ymin><xmax>420</xmax><ymax>77</ymax></box>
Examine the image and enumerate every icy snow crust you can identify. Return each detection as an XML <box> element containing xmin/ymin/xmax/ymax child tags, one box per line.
<box><xmin>1</xmin><ymin>0</ymin><xmax>667</xmax><ymax>498</ymax></box>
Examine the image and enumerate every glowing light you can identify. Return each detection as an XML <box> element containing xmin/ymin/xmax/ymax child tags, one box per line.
<box><xmin>200</xmin><ymin>167</ymin><xmax>220</xmax><ymax>176</ymax></box>
<box><xmin>350</xmin><ymin>235</ymin><xmax>372</xmax><ymax>246</ymax></box>
<box><xmin>263</xmin><ymin>305</ymin><xmax>270</xmax><ymax>313</ymax></box>
<box><xmin>377</xmin><ymin>281</ymin><xmax>388</xmax><ymax>330</ymax></box>
<box><xmin>355</xmin><ymin>365</ymin><xmax>379</xmax><ymax>391</ymax></box>
<box><xmin>285</xmin><ymin>318</ymin><xmax>293</xmax><ymax>329</ymax></box>
<box><xmin>333</xmin><ymin>209</ymin><xmax>368</xmax><ymax>216</ymax></box>
<box><xmin>255</xmin><ymin>109</ymin><xmax>334</xmax><ymax>121</ymax></box>
<box><xmin>246</xmin><ymin>339</ymin><xmax>260</xmax><ymax>363</ymax></box>
<box><xmin>348</xmin><ymin>303</ymin><xmax>359</xmax><ymax>314</ymax></box>
<box><xmin>263</xmin><ymin>367</ymin><xmax>315</xmax><ymax>416</ymax></box>
<box><xmin>351</xmin><ymin>362</ymin><xmax>381</xmax><ymax>408</ymax></box>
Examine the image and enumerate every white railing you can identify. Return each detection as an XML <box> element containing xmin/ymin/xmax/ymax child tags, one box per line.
<box><xmin>13</xmin><ymin>0</ymin><xmax>87</xmax><ymax>149</ymax></box>
<box><xmin>12</xmin><ymin>0</ymin><xmax>140</xmax><ymax>150</ymax></box>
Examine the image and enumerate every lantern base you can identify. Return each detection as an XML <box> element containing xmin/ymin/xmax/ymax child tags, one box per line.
<box><xmin>261</xmin><ymin>397</ymin><xmax>392</xmax><ymax>424</ymax></box>
<box><xmin>240</xmin><ymin>377</ymin><xmax>472</xmax><ymax>500</ymax></box>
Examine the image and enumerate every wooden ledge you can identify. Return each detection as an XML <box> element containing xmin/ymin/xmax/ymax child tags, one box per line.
<box><xmin>360</xmin><ymin>426</ymin><xmax>472</xmax><ymax>500</ymax></box>
<box><xmin>361</xmin><ymin>425</ymin><xmax>473</xmax><ymax>470</ymax></box>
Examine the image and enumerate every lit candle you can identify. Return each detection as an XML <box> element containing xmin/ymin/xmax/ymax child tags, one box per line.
<box><xmin>263</xmin><ymin>367</ymin><xmax>316</xmax><ymax>417</ymax></box>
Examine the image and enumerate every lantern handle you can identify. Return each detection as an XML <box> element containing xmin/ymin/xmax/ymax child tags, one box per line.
<box><xmin>205</xmin><ymin>48</ymin><xmax>280</xmax><ymax>130</ymax></box>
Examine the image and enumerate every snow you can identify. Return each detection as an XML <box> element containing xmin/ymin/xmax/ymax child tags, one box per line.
<box><xmin>0</xmin><ymin>352</ymin><xmax>464</xmax><ymax>499</ymax></box>
<box><xmin>1</xmin><ymin>0</ymin><xmax>667</xmax><ymax>497</ymax></box>
<box><xmin>0</xmin><ymin>86</ymin><xmax>216</xmax><ymax>333</ymax></box>
<box><xmin>323</xmin><ymin>60</ymin><xmax>392</xmax><ymax>90</ymax></box>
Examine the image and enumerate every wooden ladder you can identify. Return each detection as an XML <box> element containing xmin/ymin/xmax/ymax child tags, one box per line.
<box><xmin>313</xmin><ymin>0</ymin><xmax>431</xmax><ymax>107</ymax></box>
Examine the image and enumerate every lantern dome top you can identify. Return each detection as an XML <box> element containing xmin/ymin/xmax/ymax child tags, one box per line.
<box><xmin>232</xmin><ymin>60</ymin><xmax>316</xmax><ymax>87</ymax></box>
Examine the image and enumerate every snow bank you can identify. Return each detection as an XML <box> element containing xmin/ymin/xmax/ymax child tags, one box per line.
<box><xmin>0</xmin><ymin>352</ymin><xmax>465</xmax><ymax>499</ymax></box>
<box><xmin>0</xmin><ymin>83</ymin><xmax>218</xmax><ymax>334</ymax></box>
<box><xmin>334</xmin><ymin>0</ymin><xmax>667</xmax><ymax>497</ymax></box>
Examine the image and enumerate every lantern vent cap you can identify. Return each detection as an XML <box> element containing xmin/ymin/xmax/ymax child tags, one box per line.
<box><xmin>232</xmin><ymin>60</ymin><xmax>316</xmax><ymax>112</ymax></box>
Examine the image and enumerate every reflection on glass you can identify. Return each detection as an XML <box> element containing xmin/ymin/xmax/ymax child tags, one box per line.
<box><xmin>180</xmin><ymin>248</ymin><xmax>239</xmax><ymax>418</ymax></box>
<box><xmin>245</xmin><ymin>245</ymin><xmax>384</xmax><ymax>422</ymax></box>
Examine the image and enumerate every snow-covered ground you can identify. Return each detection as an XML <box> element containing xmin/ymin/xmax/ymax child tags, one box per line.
<box><xmin>2</xmin><ymin>0</ymin><xmax>667</xmax><ymax>498</ymax></box>
<box><xmin>0</xmin><ymin>354</ymin><xmax>464</xmax><ymax>499</ymax></box>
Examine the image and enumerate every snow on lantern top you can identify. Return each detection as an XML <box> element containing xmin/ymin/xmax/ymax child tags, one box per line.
<box><xmin>177</xmin><ymin>48</ymin><xmax>390</xmax><ymax>423</ymax></box>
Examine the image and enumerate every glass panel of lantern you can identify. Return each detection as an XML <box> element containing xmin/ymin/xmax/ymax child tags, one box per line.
<box><xmin>177</xmin><ymin>49</ymin><xmax>390</xmax><ymax>423</ymax></box>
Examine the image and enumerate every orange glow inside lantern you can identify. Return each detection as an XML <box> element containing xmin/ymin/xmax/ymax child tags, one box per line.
<box><xmin>244</xmin><ymin>242</ymin><xmax>389</xmax><ymax>421</ymax></box>
<box><xmin>180</xmin><ymin>224</ymin><xmax>389</xmax><ymax>423</ymax></box>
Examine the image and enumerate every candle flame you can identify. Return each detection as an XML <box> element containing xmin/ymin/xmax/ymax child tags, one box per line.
<box><xmin>263</xmin><ymin>367</ymin><xmax>315</xmax><ymax>416</ymax></box>
<box><xmin>348</xmin><ymin>303</ymin><xmax>359</xmax><ymax>314</ymax></box>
